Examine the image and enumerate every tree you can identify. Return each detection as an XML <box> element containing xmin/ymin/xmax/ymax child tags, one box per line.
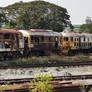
<box><xmin>0</xmin><ymin>13</ymin><xmax>7</xmax><ymax>28</ymax></box>
<box><xmin>80</xmin><ymin>23</ymin><xmax>92</xmax><ymax>33</ymax></box>
<box><xmin>1</xmin><ymin>0</ymin><xmax>71</xmax><ymax>32</ymax></box>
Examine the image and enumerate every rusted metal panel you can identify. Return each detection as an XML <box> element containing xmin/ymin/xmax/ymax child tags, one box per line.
<box><xmin>0</xmin><ymin>29</ymin><xmax>23</xmax><ymax>51</ymax></box>
<box><xmin>0</xmin><ymin>29</ymin><xmax>21</xmax><ymax>34</ymax></box>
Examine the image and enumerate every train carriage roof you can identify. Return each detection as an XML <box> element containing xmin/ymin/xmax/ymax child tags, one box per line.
<box><xmin>28</xmin><ymin>29</ymin><xmax>59</xmax><ymax>37</ymax></box>
<box><xmin>80</xmin><ymin>33</ymin><xmax>92</xmax><ymax>37</ymax></box>
<box><xmin>60</xmin><ymin>32</ymin><xmax>92</xmax><ymax>38</ymax></box>
<box><xmin>0</xmin><ymin>29</ymin><xmax>21</xmax><ymax>34</ymax></box>
<box><xmin>60</xmin><ymin>32</ymin><xmax>80</xmax><ymax>37</ymax></box>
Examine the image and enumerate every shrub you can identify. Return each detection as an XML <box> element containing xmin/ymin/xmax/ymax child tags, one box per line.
<box><xmin>29</xmin><ymin>75</ymin><xmax>53</xmax><ymax>92</ymax></box>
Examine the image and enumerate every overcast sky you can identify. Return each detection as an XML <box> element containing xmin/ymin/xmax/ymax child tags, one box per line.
<box><xmin>0</xmin><ymin>0</ymin><xmax>91</xmax><ymax>24</ymax></box>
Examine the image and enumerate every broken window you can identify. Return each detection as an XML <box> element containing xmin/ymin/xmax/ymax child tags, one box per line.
<box><xmin>4</xmin><ymin>34</ymin><xmax>10</xmax><ymax>39</ymax></box>
<box><xmin>64</xmin><ymin>37</ymin><xmax>68</xmax><ymax>42</ymax></box>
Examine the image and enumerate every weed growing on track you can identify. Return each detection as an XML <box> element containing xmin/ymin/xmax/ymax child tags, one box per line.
<box><xmin>80</xmin><ymin>85</ymin><xmax>88</xmax><ymax>92</ymax></box>
<box><xmin>89</xmin><ymin>88</ymin><xmax>92</xmax><ymax>92</ymax></box>
<box><xmin>29</xmin><ymin>75</ymin><xmax>53</xmax><ymax>92</ymax></box>
<box><xmin>0</xmin><ymin>90</ymin><xmax>4</xmax><ymax>92</ymax></box>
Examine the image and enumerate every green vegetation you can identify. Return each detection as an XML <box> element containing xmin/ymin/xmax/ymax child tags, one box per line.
<box><xmin>80</xmin><ymin>85</ymin><xmax>88</xmax><ymax>92</ymax></box>
<box><xmin>80</xmin><ymin>23</ymin><xmax>92</xmax><ymax>33</ymax></box>
<box><xmin>0</xmin><ymin>91</ymin><xmax>4</xmax><ymax>92</ymax></box>
<box><xmin>89</xmin><ymin>88</ymin><xmax>92</xmax><ymax>92</ymax></box>
<box><xmin>0</xmin><ymin>82</ymin><xmax>10</xmax><ymax>92</ymax></box>
<box><xmin>7</xmin><ymin>54</ymin><xmax>92</xmax><ymax>67</ymax></box>
<box><xmin>0</xmin><ymin>0</ymin><xmax>71</xmax><ymax>32</ymax></box>
<box><xmin>29</xmin><ymin>75</ymin><xmax>53</xmax><ymax>92</ymax></box>
<box><xmin>0</xmin><ymin>13</ymin><xmax>7</xmax><ymax>27</ymax></box>
<box><xmin>9</xmin><ymin>57</ymin><xmax>49</xmax><ymax>65</ymax></box>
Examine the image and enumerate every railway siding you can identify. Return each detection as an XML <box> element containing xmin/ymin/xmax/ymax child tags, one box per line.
<box><xmin>0</xmin><ymin>75</ymin><xmax>92</xmax><ymax>92</ymax></box>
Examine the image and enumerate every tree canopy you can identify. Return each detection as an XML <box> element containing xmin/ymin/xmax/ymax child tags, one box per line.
<box><xmin>80</xmin><ymin>23</ymin><xmax>92</xmax><ymax>33</ymax></box>
<box><xmin>0</xmin><ymin>12</ymin><xmax>7</xmax><ymax>27</ymax></box>
<box><xmin>1</xmin><ymin>0</ymin><xmax>71</xmax><ymax>32</ymax></box>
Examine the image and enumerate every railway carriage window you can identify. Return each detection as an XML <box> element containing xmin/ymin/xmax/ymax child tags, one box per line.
<box><xmin>83</xmin><ymin>37</ymin><xmax>85</xmax><ymax>41</ymax></box>
<box><xmin>77</xmin><ymin>38</ymin><xmax>78</xmax><ymax>41</ymax></box>
<box><xmin>71</xmin><ymin>37</ymin><xmax>73</xmax><ymax>41</ymax></box>
<box><xmin>24</xmin><ymin>37</ymin><xmax>28</xmax><ymax>43</ymax></box>
<box><xmin>4</xmin><ymin>41</ymin><xmax>11</xmax><ymax>48</ymax></box>
<box><xmin>31</xmin><ymin>36</ymin><xmax>34</xmax><ymax>42</ymax></box>
<box><xmin>74</xmin><ymin>38</ymin><xmax>76</xmax><ymax>41</ymax></box>
<box><xmin>88</xmin><ymin>38</ymin><xmax>89</xmax><ymax>41</ymax></box>
<box><xmin>35</xmin><ymin>37</ymin><xmax>39</xmax><ymax>43</ymax></box>
<box><xmin>4</xmin><ymin>34</ymin><xmax>10</xmax><ymax>39</ymax></box>
<box><xmin>0</xmin><ymin>33</ymin><xmax>3</xmax><ymax>39</ymax></box>
<box><xmin>49</xmin><ymin>37</ymin><xmax>51</xmax><ymax>41</ymax></box>
<box><xmin>64</xmin><ymin>37</ymin><xmax>68</xmax><ymax>42</ymax></box>
<box><xmin>74</xmin><ymin>43</ymin><xmax>79</xmax><ymax>47</ymax></box>
<box><xmin>91</xmin><ymin>43</ymin><xmax>92</xmax><ymax>46</ymax></box>
<box><xmin>41</xmin><ymin>36</ymin><xmax>44</xmax><ymax>41</ymax></box>
<box><xmin>74</xmin><ymin>43</ymin><xmax>76</xmax><ymax>47</ymax></box>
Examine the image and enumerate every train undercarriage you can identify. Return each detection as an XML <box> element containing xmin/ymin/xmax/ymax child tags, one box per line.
<box><xmin>0</xmin><ymin>51</ymin><xmax>23</xmax><ymax>61</ymax></box>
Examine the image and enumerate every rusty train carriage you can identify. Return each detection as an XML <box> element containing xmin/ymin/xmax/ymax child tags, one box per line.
<box><xmin>58</xmin><ymin>32</ymin><xmax>78</xmax><ymax>55</ymax></box>
<box><xmin>28</xmin><ymin>29</ymin><xmax>59</xmax><ymax>55</ymax></box>
<box><xmin>1</xmin><ymin>28</ymin><xmax>92</xmax><ymax>59</ymax></box>
<box><xmin>58</xmin><ymin>31</ymin><xmax>92</xmax><ymax>55</ymax></box>
<box><xmin>0</xmin><ymin>29</ymin><xmax>24</xmax><ymax>59</ymax></box>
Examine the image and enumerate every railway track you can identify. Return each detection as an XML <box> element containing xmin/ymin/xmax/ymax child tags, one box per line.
<box><xmin>0</xmin><ymin>61</ymin><xmax>92</xmax><ymax>69</ymax></box>
<box><xmin>0</xmin><ymin>74</ymin><xmax>92</xmax><ymax>85</ymax></box>
<box><xmin>0</xmin><ymin>75</ymin><xmax>92</xmax><ymax>92</ymax></box>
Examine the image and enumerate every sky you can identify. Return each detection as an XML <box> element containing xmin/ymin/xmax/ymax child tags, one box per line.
<box><xmin>0</xmin><ymin>0</ymin><xmax>91</xmax><ymax>24</ymax></box>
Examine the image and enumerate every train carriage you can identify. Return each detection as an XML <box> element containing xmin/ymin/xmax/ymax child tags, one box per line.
<box><xmin>0</xmin><ymin>29</ymin><xmax>24</xmax><ymax>59</ymax></box>
<box><xmin>58</xmin><ymin>32</ymin><xmax>81</xmax><ymax>55</ymax></box>
<box><xmin>58</xmin><ymin>30</ymin><xmax>92</xmax><ymax>55</ymax></box>
<box><xmin>1</xmin><ymin>28</ymin><xmax>92</xmax><ymax>58</ymax></box>
<box><xmin>28</xmin><ymin>29</ymin><xmax>59</xmax><ymax>56</ymax></box>
<box><xmin>80</xmin><ymin>33</ymin><xmax>92</xmax><ymax>52</ymax></box>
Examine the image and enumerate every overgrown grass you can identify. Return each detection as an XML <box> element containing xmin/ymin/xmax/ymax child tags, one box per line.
<box><xmin>8</xmin><ymin>54</ymin><xmax>92</xmax><ymax>66</ymax></box>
